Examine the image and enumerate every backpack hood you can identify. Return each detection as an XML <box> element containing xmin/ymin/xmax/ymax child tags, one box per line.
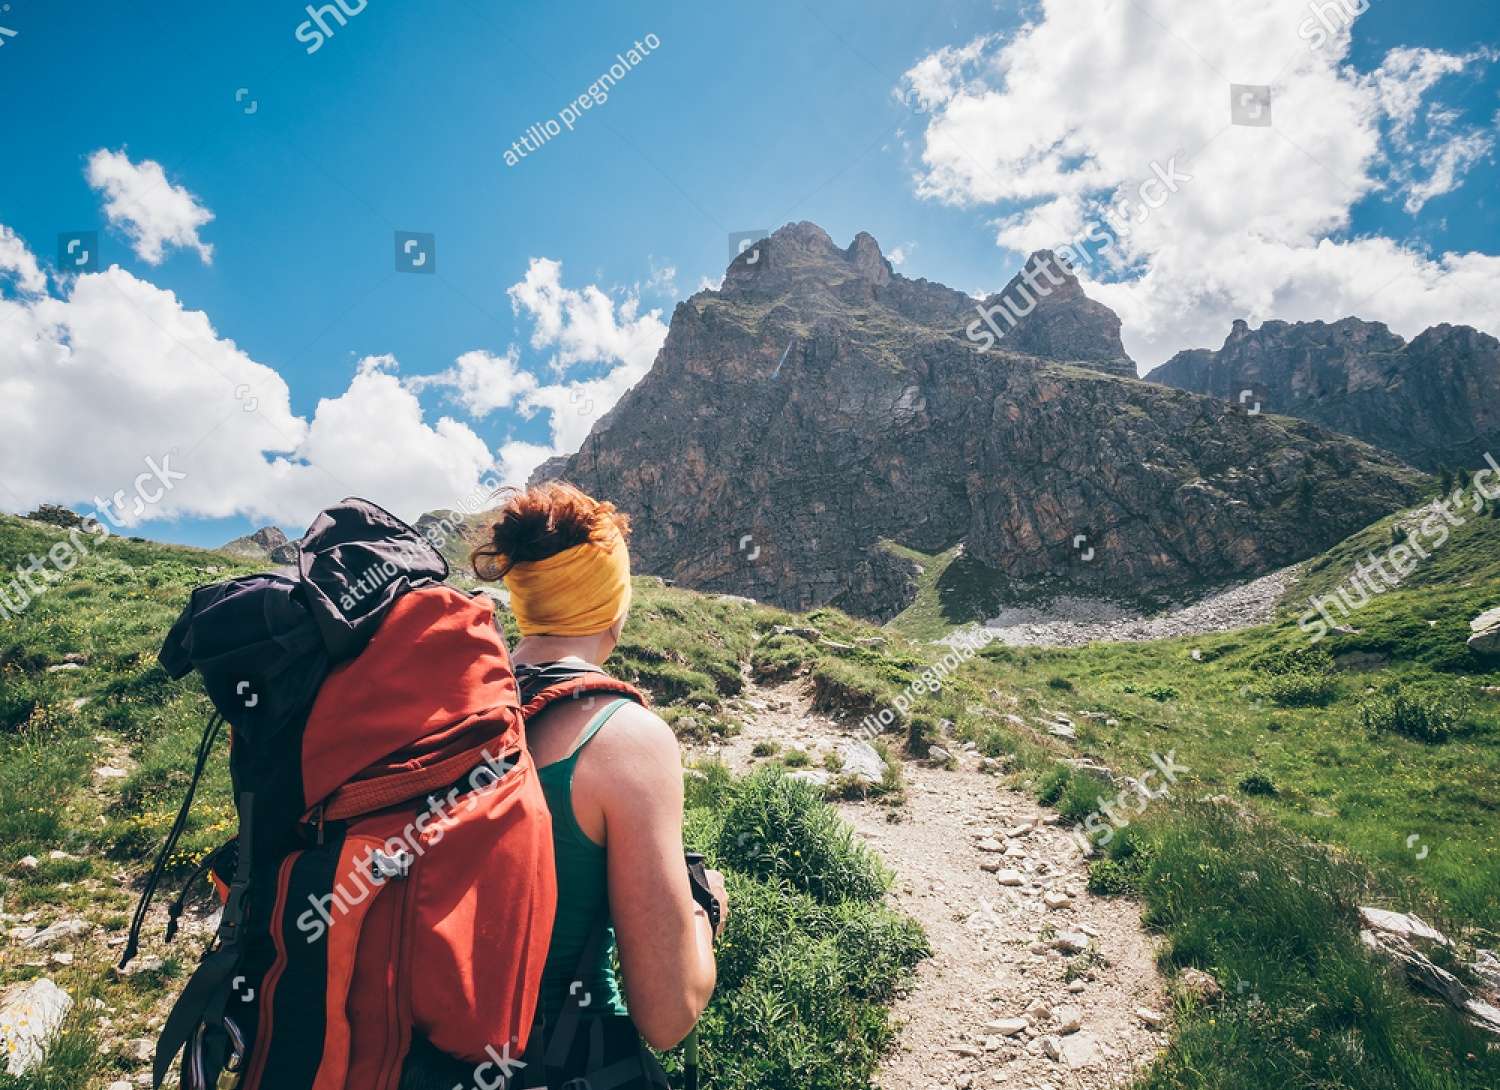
<box><xmin>158</xmin><ymin>498</ymin><xmax>448</xmax><ymax>741</ymax></box>
<box><xmin>297</xmin><ymin>497</ymin><xmax>449</xmax><ymax>660</ymax></box>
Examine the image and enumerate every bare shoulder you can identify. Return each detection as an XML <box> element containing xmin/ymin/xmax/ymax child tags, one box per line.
<box><xmin>588</xmin><ymin>700</ymin><xmax>680</xmax><ymax>765</ymax></box>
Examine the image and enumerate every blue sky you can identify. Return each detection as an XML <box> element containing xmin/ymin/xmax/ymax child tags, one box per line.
<box><xmin>1</xmin><ymin>0</ymin><xmax>1497</xmax><ymax>547</ymax></box>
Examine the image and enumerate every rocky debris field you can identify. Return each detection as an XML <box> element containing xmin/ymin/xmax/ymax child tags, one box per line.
<box><xmin>948</xmin><ymin>565</ymin><xmax>1298</xmax><ymax>649</ymax></box>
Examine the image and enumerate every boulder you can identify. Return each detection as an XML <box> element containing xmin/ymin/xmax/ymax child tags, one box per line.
<box><xmin>786</xmin><ymin>769</ymin><xmax>831</xmax><ymax>789</ymax></box>
<box><xmin>22</xmin><ymin>918</ymin><xmax>88</xmax><ymax>950</ymax></box>
<box><xmin>837</xmin><ymin>739</ymin><xmax>886</xmax><ymax>786</ymax></box>
<box><xmin>0</xmin><ymin>978</ymin><xmax>73</xmax><ymax>1076</ymax></box>
<box><xmin>1468</xmin><ymin>608</ymin><xmax>1500</xmax><ymax>658</ymax></box>
<box><xmin>1360</xmin><ymin>905</ymin><xmax>1500</xmax><ymax>1036</ymax></box>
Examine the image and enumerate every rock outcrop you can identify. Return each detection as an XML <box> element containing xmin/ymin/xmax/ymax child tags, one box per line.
<box><xmin>218</xmin><ymin>526</ymin><xmax>297</xmax><ymax>564</ymax></box>
<box><xmin>970</xmin><ymin>251</ymin><xmax>1137</xmax><ymax>378</ymax></box>
<box><xmin>1145</xmin><ymin>317</ymin><xmax>1500</xmax><ymax>471</ymax></box>
<box><xmin>539</xmin><ymin>223</ymin><xmax>1425</xmax><ymax>619</ymax></box>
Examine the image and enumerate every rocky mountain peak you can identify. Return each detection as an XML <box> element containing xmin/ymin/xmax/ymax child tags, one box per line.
<box><xmin>844</xmin><ymin>231</ymin><xmax>893</xmax><ymax>287</ymax></box>
<box><xmin>973</xmin><ymin>250</ymin><xmax>1135</xmax><ymax>376</ymax></box>
<box><xmin>1146</xmin><ymin>315</ymin><xmax>1498</xmax><ymax>470</ymax></box>
<box><xmin>219</xmin><ymin>526</ymin><xmax>297</xmax><ymax>564</ymax></box>
<box><xmin>539</xmin><ymin>223</ymin><xmax>1423</xmax><ymax>618</ymax></box>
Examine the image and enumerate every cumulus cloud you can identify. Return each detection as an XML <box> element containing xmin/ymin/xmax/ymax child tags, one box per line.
<box><xmin>506</xmin><ymin>257</ymin><xmax>668</xmax><ymax>375</ymax></box>
<box><xmin>85</xmin><ymin>148</ymin><xmax>215</xmax><ymax>266</ymax></box>
<box><xmin>898</xmin><ymin>0</ymin><xmax>1500</xmax><ymax>366</ymax></box>
<box><xmin>0</xmin><ymin>225</ymin><xmax>47</xmax><ymax>295</ymax></box>
<box><xmin>0</xmin><ymin>228</ymin><xmax>497</xmax><ymax>527</ymax></box>
<box><xmin>490</xmin><ymin>257</ymin><xmax>668</xmax><ymax>484</ymax></box>
<box><xmin>408</xmin><ymin>347</ymin><xmax>538</xmax><ymax>418</ymax></box>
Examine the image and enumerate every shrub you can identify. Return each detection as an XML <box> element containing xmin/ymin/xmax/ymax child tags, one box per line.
<box><xmin>1238</xmin><ymin>772</ymin><xmax>1278</xmax><ymax>797</ymax></box>
<box><xmin>750</xmin><ymin>740</ymin><xmax>779</xmax><ymax>758</ymax></box>
<box><xmin>1251</xmin><ymin>645</ymin><xmax>1335</xmax><ymax>677</ymax></box>
<box><xmin>1036</xmin><ymin>766</ymin><xmax>1070</xmax><ymax>807</ymax></box>
<box><xmin>1060</xmin><ymin>773</ymin><xmax>1113</xmax><ymax>824</ymax></box>
<box><xmin>749</xmin><ymin>633</ymin><xmax>815</xmax><ymax>681</ymax></box>
<box><xmin>1260</xmin><ymin>671</ymin><xmax>1338</xmax><ymax>707</ymax></box>
<box><xmin>718</xmin><ymin>768</ymin><xmax>891</xmax><ymax>904</ymax></box>
<box><xmin>1124</xmin><ymin>682</ymin><xmax>1179</xmax><ymax>702</ymax></box>
<box><xmin>1046</xmin><ymin>675</ymin><xmax>1074</xmax><ymax>691</ymax></box>
<box><xmin>905</xmin><ymin>713</ymin><xmax>941</xmax><ymax>758</ymax></box>
<box><xmin>1360</xmin><ymin>686</ymin><xmax>1472</xmax><ymax>743</ymax></box>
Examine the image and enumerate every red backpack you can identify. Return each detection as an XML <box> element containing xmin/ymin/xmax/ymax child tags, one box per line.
<box><xmin>131</xmin><ymin>499</ymin><xmax>557</xmax><ymax>1090</ymax></box>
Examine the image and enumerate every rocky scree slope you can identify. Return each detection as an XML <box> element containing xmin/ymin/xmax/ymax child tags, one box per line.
<box><xmin>540</xmin><ymin>222</ymin><xmax>1426</xmax><ymax>620</ymax></box>
<box><xmin>1145</xmin><ymin>316</ymin><xmax>1500</xmax><ymax>472</ymax></box>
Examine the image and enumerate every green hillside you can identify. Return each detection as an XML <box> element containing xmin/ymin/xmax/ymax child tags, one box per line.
<box><xmin>3</xmin><ymin>499</ymin><xmax>1499</xmax><ymax>1089</ymax></box>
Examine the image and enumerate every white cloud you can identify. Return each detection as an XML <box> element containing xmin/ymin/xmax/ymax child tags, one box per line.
<box><xmin>0</xmin><ymin>225</ymin><xmax>47</xmax><ymax>295</ymax></box>
<box><xmin>0</xmin><ymin>228</ymin><xmax>497</xmax><ymax>527</ymax></box>
<box><xmin>506</xmin><ymin>257</ymin><xmax>667</xmax><ymax>374</ymax></box>
<box><xmin>0</xmin><ymin>223</ymin><xmax>669</xmax><ymax>523</ymax></box>
<box><xmin>899</xmin><ymin>1</ymin><xmax>1500</xmax><ymax>366</ymax></box>
<box><xmin>644</xmin><ymin>256</ymin><xmax>678</xmax><ymax>296</ymax></box>
<box><xmin>491</xmin><ymin>257</ymin><xmax>668</xmax><ymax>484</ymax></box>
<box><xmin>85</xmin><ymin>148</ymin><xmax>215</xmax><ymax>266</ymax></box>
<box><xmin>888</xmin><ymin>243</ymin><xmax>916</xmax><ymax>266</ymax></box>
<box><xmin>408</xmin><ymin>347</ymin><xmax>538</xmax><ymax>418</ymax></box>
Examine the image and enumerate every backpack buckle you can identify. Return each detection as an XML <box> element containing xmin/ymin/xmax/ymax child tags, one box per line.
<box><xmin>370</xmin><ymin>848</ymin><xmax>413</xmax><ymax>883</ymax></box>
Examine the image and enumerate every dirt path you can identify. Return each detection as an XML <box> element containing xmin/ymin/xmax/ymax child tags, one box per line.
<box><xmin>699</xmin><ymin>680</ymin><xmax>1167</xmax><ymax>1089</ymax></box>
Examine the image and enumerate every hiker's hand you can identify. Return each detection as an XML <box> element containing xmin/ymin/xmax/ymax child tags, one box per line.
<box><xmin>705</xmin><ymin>868</ymin><xmax>729</xmax><ymax>939</ymax></box>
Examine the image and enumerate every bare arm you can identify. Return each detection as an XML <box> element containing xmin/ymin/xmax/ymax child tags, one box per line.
<box><xmin>574</xmin><ymin>703</ymin><xmax>718</xmax><ymax>1050</ymax></box>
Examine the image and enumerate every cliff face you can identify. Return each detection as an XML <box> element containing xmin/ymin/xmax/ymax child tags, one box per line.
<box><xmin>1146</xmin><ymin>317</ymin><xmax>1500</xmax><ymax>471</ymax></box>
<box><xmin>538</xmin><ymin>224</ymin><xmax>1424</xmax><ymax>619</ymax></box>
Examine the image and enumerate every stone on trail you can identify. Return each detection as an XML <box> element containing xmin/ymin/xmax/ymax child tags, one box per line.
<box><xmin>837</xmin><ymin>739</ymin><xmax>887</xmax><ymax>786</ymax></box>
<box><xmin>1051</xmin><ymin>932</ymin><xmax>1090</xmax><ymax>954</ymax></box>
<box><xmin>996</xmin><ymin>869</ymin><xmax>1025</xmax><ymax>887</ymax></box>
<box><xmin>986</xmin><ymin>1018</ymin><xmax>1028</xmax><ymax>1037</ymax></box>
<box><xmin>1136</xmin><ymin>1007</ymin><xmax>1166</xmax><ymax>1028</ymax></box>
<box><xmin>22</xmin><ymin>918</ymin><xmax>88</xmax><ymax>950</ymax></box>
<box><xmin>0</xmin><ymin>977</ymin><xmax>73</xmax><ymax>1076</ymax></box>
<box><xmin>1043</xmin><ymin>891</ymin><xmax>1072</xmax><ymax>910</ymax></box>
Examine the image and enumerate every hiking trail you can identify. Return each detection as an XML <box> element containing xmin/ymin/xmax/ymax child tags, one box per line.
<box><xmin>700</xmin><ymin>678</ymin><xmax>1167</xmax><ymax>1089</ymax></box>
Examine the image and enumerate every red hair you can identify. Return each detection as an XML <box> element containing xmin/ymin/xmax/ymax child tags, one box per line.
<box><xmin>471</xmin><ymin>481</ymin><xmax>632</xmax><ymax>581</ymax></box>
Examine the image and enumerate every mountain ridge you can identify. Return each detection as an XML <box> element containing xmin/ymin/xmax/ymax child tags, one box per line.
<box><xmin>1144</xmin><ymin>316</ymin><xmax>1500</xmax><ymax>471</ymax></box>
<box><xmin>537</xmin><ymin>222</ymin><xmax>1425</xmax><ymax>619</ymax></box>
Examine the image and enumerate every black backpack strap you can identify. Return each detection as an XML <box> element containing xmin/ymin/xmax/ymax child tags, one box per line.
<box><xmin>537</xmin><ymin>916</ymin><xmax>667</xmax><ymax>1090</ymax></box>
<box><xmin>154</xmin><ymin>791</ymin><xmax>256</xmax><ymax>1088</ymax></box>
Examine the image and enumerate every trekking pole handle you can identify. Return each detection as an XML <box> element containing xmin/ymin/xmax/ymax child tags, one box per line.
<box><xmin>684</xmin><ymin>852</ymin><xmax>721</xmax><ymax>936</ymax></box>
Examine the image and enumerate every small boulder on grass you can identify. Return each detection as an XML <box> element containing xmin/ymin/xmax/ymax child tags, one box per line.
<box><xmin>0</xmin><ymin>978</ymin><xmax>72</xmax><ymax>1076</ymax></box>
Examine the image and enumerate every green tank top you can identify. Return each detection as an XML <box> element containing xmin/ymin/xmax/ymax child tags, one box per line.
<box><xmin>535</xmin><ymin>698</ymin><xmax>630</xmax><ymax>1018</ymax></box>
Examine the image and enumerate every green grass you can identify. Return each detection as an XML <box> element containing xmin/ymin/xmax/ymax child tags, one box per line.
<box><xmin>1127</xmin><ymin>806</ymin><xmax>1500</xmax><ymax>1090</ymax></box>
<box><xmin>678</xmin><ymin>766</ymin><xmax>927</xmax><ymax>1090</ymax></box>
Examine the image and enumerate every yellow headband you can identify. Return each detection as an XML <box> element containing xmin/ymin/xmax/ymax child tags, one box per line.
<box><xmin>501</xmin><ymin>528</ymin><xmax>632</xmax><ymax>637</ymax></box>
